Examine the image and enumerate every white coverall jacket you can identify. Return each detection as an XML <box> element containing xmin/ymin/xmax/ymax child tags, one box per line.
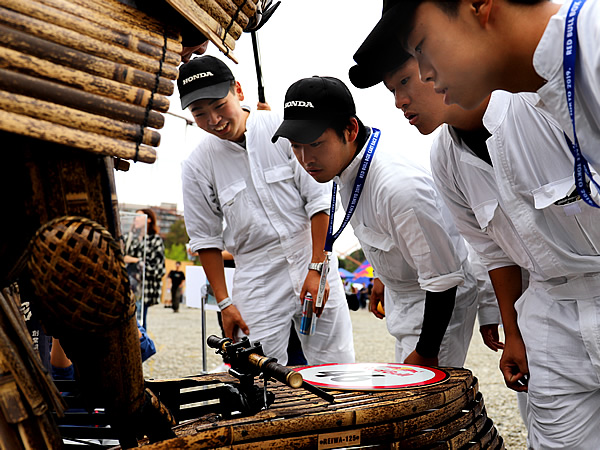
<box><xmin>431</xmin><ymin>90</ymin><xmax>600</xmax><ymax>449</ymax></box>
<box><xmin>534</xmin><ymin>0</ymin><xmax>600</xmax><ymax>173</ymax></box>
<box><xmin>335</xmin><ymin>128</ymin><xmax>499</xmax><ymax>366</ymax></box>
<box><xmin>182</xmin><ymin>109</ymin><xmax>355</xmax><ymax>365</ymax></box>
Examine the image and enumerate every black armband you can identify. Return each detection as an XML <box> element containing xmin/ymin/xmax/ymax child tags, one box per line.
<box><xmin>415</xmin><ymin>287</ymin><xmax>457</xmax><ymax>358</ymax></box>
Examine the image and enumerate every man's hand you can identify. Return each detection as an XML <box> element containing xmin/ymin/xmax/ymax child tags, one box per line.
<box><xmin>500</xmin><ymin>334</ymin><xmax>529</xmax><ymax>392</ymax></box>
<box><xmin>301</xmin><ymin>269</ymin><xmax>329</xmax><ymax>317</ymax></box>
<box><xmin>369</xmin><ymin>278</ymin><xmax>385</xmax><ymax>319</ymax></box>
<box><xmin>257</xmin><ymin>101</ymin><xmax>271</xmax><ymax>111</ymax></box>
<box><xmin>480</xmin><ymin>324</ymin><xmax>505</xmax><ymax>351</ymax></box>
<box><xmin>181</xmin><ymin>41</ymin><xmax>209</xmax><ymax>63</ymax></box>
<box><xmin>404</xmin><ymin>349</ymin><xmax>438</xmax><ymax>367</ymax></box>
<box><xmin>221</xmin><ymin>305</ymin><xmax>249</xmax><ymax>341</ymax></box>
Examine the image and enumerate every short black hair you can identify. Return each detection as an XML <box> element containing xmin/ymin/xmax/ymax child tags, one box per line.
<box><xmin>329</xmin><ymin>115</ymin><xmax>367</xmax><ymax>146</ymax></box>
<box><xmin>384</xmin><ymin>0</ymin><xmax>547</xmax><ymax>48</ymax></box>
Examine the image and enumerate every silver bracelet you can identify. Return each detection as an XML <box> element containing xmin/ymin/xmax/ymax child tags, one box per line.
<box><xmin>217</xmin><ymin>296</ymin><xmax>233</xmax><ymax>311</ymax></box>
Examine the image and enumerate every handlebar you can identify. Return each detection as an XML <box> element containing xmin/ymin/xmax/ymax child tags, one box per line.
<box><xmin>207</xmin><ymin>335</ymin><xmax>303</xmax><ymax>388</ymax></box>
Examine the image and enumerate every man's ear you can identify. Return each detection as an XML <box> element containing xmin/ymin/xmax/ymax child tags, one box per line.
<box><xmin>346</xmin><ymin>117</ymin><xmax>359</xmax><ymax>143</ymax></box>
<box><xmin>235</xmin><ymin>81</ymin><xmax>245</xmax><ymax>101</ymax></box>
<box><xmin>470</xmin><ymin>0</ymin><xmax>493</xmax><ymax>27</ymax></box>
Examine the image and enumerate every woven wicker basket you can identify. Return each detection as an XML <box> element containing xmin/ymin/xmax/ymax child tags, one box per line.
<box><xmin>27</xmin><ymin>216</ymin><xmax>135</xmax><ymax>334</ymax></box>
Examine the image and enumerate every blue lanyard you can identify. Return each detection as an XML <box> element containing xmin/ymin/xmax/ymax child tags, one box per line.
<box><xmin>324</xmin><ymin>128</ymin><xmax>381</xmax><ymax>252</ymax></box>
<box><xmin>563</xmin><ymin>0</ymin><xmax>600</xmax><ymax>207</ymax></box>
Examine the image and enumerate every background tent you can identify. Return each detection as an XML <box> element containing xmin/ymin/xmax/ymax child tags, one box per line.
<box><xmin>338</xmin><ymin>268</ymin><xmax>354</xmax><ymax>278</ymax></box>
<box><xmin>352</xmin><ymin>260</ymin><xmax>373</xmax><ymax>285</ymax></box>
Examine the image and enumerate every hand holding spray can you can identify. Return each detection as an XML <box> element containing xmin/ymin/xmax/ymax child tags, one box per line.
<box><xmin>300</xmin><ymin>293</ymin><xmax>317</xmax><ymax>336</ymax></box>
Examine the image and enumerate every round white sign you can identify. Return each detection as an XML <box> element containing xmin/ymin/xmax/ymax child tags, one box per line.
<box><xmin>294</xmin><ymin>363</ymin><xmax>449</xmax><ymax>391</ymax></box>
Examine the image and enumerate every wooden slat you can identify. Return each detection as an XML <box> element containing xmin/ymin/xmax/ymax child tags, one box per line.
<box><xmin>139</xmin><ymin>369</ymin><xmax>484</xmax><ymax>449</ymax></box>
<box><xmin>0</xmin><ymin>6</ymin><xmax>178</xmax><ymax>80</ymax></box>
<box><xmin>36</xmin><ymin>0</ymin><xmax>182</xmax><ymax>53</ymax></box>
<box><xmin>0</xmin><ymin>46</ymin><xmax>170</xmax><ymax>113</ymax></box>
<box><xmin>214</xmin><ymin>0</ymin><xmax>256</xmax><ymax>20</ymax></box>
<box><xmin>195</xmin><ymin>0</ymin><xmax>244</xmax><ymax>39</ymax></box>
<box><xmin>0</xmin><ymin>91</ymin><xmax>161</xmax><ymax>147</ymax></box>
<box><xmin>0</xmin><ymin>23</ymin><xmax>173</xmax><ymax>96</ymax></box>
<box><xmin>1</xmin><ymin>0</ymin><xmax>181</xmax><ymax>67</ymax></box>
<box><xmin>0</xmin><ymin>69</ymin><xmax>164</xmax><ymax>129</ymax></box>
<box><xmin>80</xmin><ymin>0</ymin><xmax>181</xmax><ymax>38</ymax></box>
<box><xmin>397</xmin><ymin>399</ymin><xmax>486</xmax><ymax>448</ymax></box>
<box><xmin>0</xmin><ymin>287</ymin><xmax>66</xmax><ymax>416</ymax></box>
<box><xmin>167</xmin><ymin>0</ymin><xmax>238</xmax><ymax>61</ymax></box>
<box><xmin>209</xmin><ymin>0</ymin><xmax>250</xmax><ymax>29</ymax></box>
<box><xmin>0</xmin><ymin>109</ymin><xmax>157</xmax><ymax>163</ymax></box>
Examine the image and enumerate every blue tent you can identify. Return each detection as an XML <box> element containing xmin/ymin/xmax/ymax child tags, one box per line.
<box><xmin>338</xmin><ymin>268</ymin><xmax>354</xmax><ymax>278</ymax></box>
<box><xmin>352</xmin><ymin>260</ymin><xmax>373</xmax><ymax>285</ymax></box>
<box><xmin>352</xmin><ymin>277</ymin><xmax>373</xmax><ymax>286</ymax></box>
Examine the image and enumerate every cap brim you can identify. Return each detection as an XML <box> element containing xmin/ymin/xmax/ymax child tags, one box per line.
<box><xmin>271</xmin><ymin>119</ymin><xmax>330</xmax><ymax>144</ymax></box>
<box><xmin>180</xmin><ymin>80</ymin><xmax>231</xmax><ymax>109</ymax></box>
<box><xmin>350</xmin><ymin>4</ymin><xmax>412</xmax><ymax>89</ymax></box>
<box><xmin>349</xmin><ymin>64</ymin><xmax>385</xmax><ymax>89</ymax></box>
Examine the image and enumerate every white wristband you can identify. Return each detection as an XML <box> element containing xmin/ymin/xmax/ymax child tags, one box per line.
<box><xmin>217</xmin><ymin>297</ymin><xmax>233</xmax><ymax>311</ymax></box>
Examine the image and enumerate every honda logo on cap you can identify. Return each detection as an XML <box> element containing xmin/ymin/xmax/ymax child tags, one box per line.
<box><xmin>284</xmin><ymin>100</ymin><xmax>315</xmax><ymax>108</ymax></box>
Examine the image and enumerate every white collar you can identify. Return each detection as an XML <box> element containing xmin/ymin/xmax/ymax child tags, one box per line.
<box><xmin>334</xmin><ymin>127</ymin><xmax>373</xmax><ymax>189</ymax></box>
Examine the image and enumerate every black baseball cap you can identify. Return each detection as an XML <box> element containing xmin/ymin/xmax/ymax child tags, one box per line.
<box><xmin>272</xmin><ymin>76</ymin><xmax>356</xmax><ymax>144</ymax></box>
<box><xmin>178</xmin><ymin>56</ymin><xmax>235</xmax><ymax>109</ymax></box>
<box><xmin>349</xmin><ymin>2</ymin><xmax>417</xmax><ymax>89</ymax></box>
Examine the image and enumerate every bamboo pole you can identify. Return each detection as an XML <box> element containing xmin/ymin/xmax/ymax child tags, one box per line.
<box><xmin>36</xmin><ymin>0</ymin><xmax>183</xmax><ymax>54</ymax></box>
<box><xmin>0</xmin><ymin>69</ymin><xmax>165</xmax><ymax>129</ymax></box>
<box><xmin>206</xmin><ymin>0</ymin><xmax>250</xmax><ymax>29</ymax></box>
<box><xmin>0</xmin><ymin>47</ymin><xmax>169</xmax><ymax>112</ymax></box>
<box><xmin>214</xmin><ymin>0</ymin><xmax>256</xmax><ymax>20</ymax></box>
<box><xmin>76</xmin><ymin>0</ymin><xmax>181</xmax><ymax>38</ymax></box>
<box><xmin>0</xmin><ymin>328</ymin><xmax>48</xmax><ymax>417</ymax></box>
<box><xmin>1</xmin><ymin>0</ymin><xmax>181</xmax><ymax>67</ymax></box>
<box><xmin>0</xmin><ymin>91</ymin><xmax>161</xmax><ymax>147</ymax></box>
<box><xmin>0</xmin><ymin>287</ymin><xmax>66</xmax><ymax>416</ymax></box>
<box><xmin>195</xmin><ymin>0</ymin><xmax>244</xmax><ymax>39</ymax></box>
<box><xmin>0</xmin><ymin>109</ymin><xmax>157</xmax><ymax>163</ymax></box>
<box><xmin>0</xmin><ymin>46</ymin><xmax>170</xmax><ymax>113</ymax></box>
<box><xmin>0</xmin><ymin>6</ymin><xmax>179</xmax><ymax>80</ymax></box>
<box><xmin>166</xmin><ymin>0</ymin><xmax>238</xmax><ymax>60</ymax></box>
<box><xmin>0</xmin><ymin>24</ymin><xmax>174</xmax><ymax>96</ymax></box>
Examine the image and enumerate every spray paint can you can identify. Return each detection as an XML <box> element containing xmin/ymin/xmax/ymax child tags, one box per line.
<box><xmin>300</xmin><ymin>292</ymin><xmax>317</xmax><ymax>336</ymax></box>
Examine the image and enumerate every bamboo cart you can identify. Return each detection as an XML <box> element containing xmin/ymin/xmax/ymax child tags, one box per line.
<box><xmin>139</xmin><ymin>368</ymin><xmax>505</xmax><ymax>449</ymax></box>
<box><xmin>0</xmin><ymin>0</ymin><xmax>260</xmax><ymax>447</ymax></box>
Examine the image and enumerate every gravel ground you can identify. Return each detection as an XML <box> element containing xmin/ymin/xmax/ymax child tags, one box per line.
<box><xmin>142</xmin><ymin>303</ymin><xmax>527</xmax><ymax>448</ymax></box>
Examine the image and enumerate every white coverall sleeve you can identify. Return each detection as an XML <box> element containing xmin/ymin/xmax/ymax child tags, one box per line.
<box><xmin>429</xmin><ymin>139</ymin><xmax>515</xmax><ymax>273</ymax></box>
<box><xmin>378</xmin><ymin>170</ymin><xmax>465</xmax><ymax>292</ymax></box>
<box><xmin>181</xmin><ymin>155</ymin><xmax>226</xmax><ymax>252</ymax></box>
<box><xmin>465</xmin><ymin>242</ymin><xmax>501</xmax><ymax>326</ymax></box>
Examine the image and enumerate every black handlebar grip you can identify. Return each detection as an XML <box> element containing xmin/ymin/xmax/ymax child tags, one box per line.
<box><xmin>207</xmin><ymin>335</ymin><xmax>228</xmax><ymax>350</ymax></box>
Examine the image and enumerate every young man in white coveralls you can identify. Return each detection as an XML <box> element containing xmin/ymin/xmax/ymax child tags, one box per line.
<box><xmin>178</xmin><ymin>56</ymin><xmax>355</xmax><ymax>365</ymax></box>
<box><xmin>272</xmin><ymin>76</ymin><xmax>501</xmax><ymax>367</ymax></box>
<box><xmin>349</xmin><ymin>23</ymin><xmax>600</xmax><ymax>443</ymax></box>
<box><xmin>379</xmin><ymin>0</ymin><xmax>600</xmax><ymax>203</ymax></box>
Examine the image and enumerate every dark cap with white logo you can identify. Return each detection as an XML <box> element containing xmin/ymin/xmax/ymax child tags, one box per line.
<box><xmin>349</xmin><ymin>2</ymin><xmax>414</xmax><ymax>89</ymax></box>
<box><xmin>178</xmin><ymin>56</ymin><xmax>235</xmax><ymax>109</ymax></box>
<box><xmin>272</xmin><ymin>76</ymin><xmax>356</xmax><ymax>144</ymax></box>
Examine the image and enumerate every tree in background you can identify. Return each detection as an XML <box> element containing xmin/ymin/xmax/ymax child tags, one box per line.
<box><xmin>338</xmin><ymin>248</ymin><xmax>365</xmax><ymax>273</ymax></box>
<box><xmin>163</xmin><ymin>219</ymin><xmax>189</xmax><ymax>261</ymax></box>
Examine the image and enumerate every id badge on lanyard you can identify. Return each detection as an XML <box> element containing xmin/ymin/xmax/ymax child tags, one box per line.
<box><xmin>315</xmin><ymin>252</ymin><xmax>330</xmax><ymax>308</ymax></box>
<box><xmin>316</xmin><ymin>128</ymin><xmax>381</xmax><ymax>306</ymax></box>
<box><xmin>563</xmin><ymin>0</ymin><xmax>600</xmax><ymax>207</ymax></box>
